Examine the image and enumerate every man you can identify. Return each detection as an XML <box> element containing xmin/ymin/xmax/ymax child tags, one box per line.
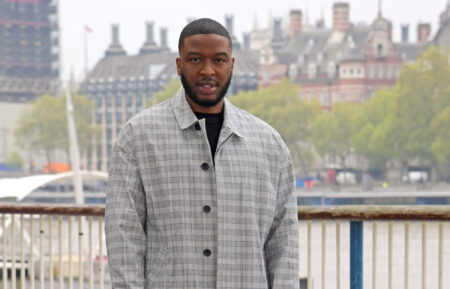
<box><xmin>105</xmin><ymin>18</ymin><xmax>299</xmax><ymax>289</ymax></box>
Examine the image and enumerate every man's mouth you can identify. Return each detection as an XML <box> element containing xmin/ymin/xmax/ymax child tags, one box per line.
<box><xmin>197</xmin><ymin>80</ymin><xmax>218</xmax><ymax>94</ymax></box>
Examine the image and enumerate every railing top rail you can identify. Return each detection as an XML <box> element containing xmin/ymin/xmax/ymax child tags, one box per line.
<box><xmin>0</xmin><ymin>203</ymin><xmax>105</xmax><ymax>216</ymax></box>
<box><xmin>0</xmin><ymin>204</ymin><xmax>449</xmax><ymax>220</ymax></box>
<box><xmin>298</xmin><ymin>205</ymin><xmax>450</xmax><ymax>221</ymax></box>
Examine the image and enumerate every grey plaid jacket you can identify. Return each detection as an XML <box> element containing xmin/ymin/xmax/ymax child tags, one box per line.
<box><xmin>105</xmin><ymin>89</ymin><xmax>299</xmax><ymax>289</ymax></box>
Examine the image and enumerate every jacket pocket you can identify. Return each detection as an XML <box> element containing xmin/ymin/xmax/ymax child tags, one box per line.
<box><xmin>146</xmin><ymin>245</ymin><xmax>169</xmax><ymax>288</ymax></box>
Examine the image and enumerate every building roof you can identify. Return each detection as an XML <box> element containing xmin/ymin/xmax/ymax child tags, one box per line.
<box><xmin>434</xmin><ymin>20</ymin><xmax>450</xmax><ymax>48</ymax></box>
<box><xmin>86</xmin><ymin>48</ymin><xmax>259</xmax><ymax>83</ymax></box>
<box><xmin>394</xmin><ymin>42</ymin><xmax>430</xmax><ymax>62</ymax></box>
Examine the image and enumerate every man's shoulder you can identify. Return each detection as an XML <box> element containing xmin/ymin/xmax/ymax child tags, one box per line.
<box><xmin>131</xmin><ymin>98</ymin><xmax>173</xmax><ymax>124</ymax></box>
<box><xmin>227</xmin><ymin>102</ymin><xmax>287</xmax><ymax>148</ymax></box>
<box><xmin>115</xmin><ymin>97</ymin><xmax>174</xmax><ymax>146</ymax></box>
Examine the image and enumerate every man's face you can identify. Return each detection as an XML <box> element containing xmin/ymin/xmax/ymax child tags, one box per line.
<box><xmin>176</xmin><ymin>34</ymin><xmax>234</xmax><ymax>113</ymax></box>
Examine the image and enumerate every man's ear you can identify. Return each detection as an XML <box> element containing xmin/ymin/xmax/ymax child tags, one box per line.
<box><xmin>231</xmin><ymin>57</ymin><xmax>235</xmax><ymax>72</ymax></box>
<box><xmin>176</xmin><ymin>58</ymin><xmax>182</xmax><ymax>75</ymax></box>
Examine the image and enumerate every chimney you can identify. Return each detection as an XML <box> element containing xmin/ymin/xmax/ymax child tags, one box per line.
<box><xmin>289</xmin><ymin>9</ymin><xmax>302</xmax><ymax>38</ymax></box>
<box><xmin>139</xmin><ymin>22</ymin><xmax>160</xmax><ymax>54</ymax></box>
<box><xmin>160</xmin><ymin>27</ymin><xmax>168</xmax><ymax>49</ymax></box>
<box><xmin>105</xmin><ymin>24</ymin><xmax>126</xmax><ymax>57</ymax></box>
<box><xmin>225</xmin><ymin>15</ymin><xmax>234</xmax><ymax>37</ymax></box>
<box><xmin>333</xmin><ymin>2</ymin><xmax>350</xmax><ymax>32</ymax></box>
<box><xmin>417</xmin><ymin>23</ymin><xmax>431</xmax><ymax>43</ymax></box>
<box><xmin>243</xmin><ymin>33</ymin><xmax>250</xmax><ymax>50</ymax></box>
<box><xmin>225</xmin><ymin>15</ymin><xmax>240</xmax><ymax>50</ymax></box>
<box><xmin>401</xmin><ymin>24</ymin><xmax>409</xmax><ymax>43</ymax></box>
<box><xmin>271</xmin><ymin>18</ymin><xmax>284</xmax><ymax>49</ymax></box>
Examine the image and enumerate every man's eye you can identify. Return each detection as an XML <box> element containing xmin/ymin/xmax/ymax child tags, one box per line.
<box><xmin>190</xmin><ymin>57</ymin><xmax>200</xmax><ymax>62</ymax></box>
<box><xmin>215</xmin><ymin>58</ymin><xmax>226</xmax><ymax>63</ymax></box>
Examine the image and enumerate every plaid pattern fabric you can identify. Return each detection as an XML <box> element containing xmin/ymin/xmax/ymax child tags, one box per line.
<box><xmin>105</xmin><ymin>89</ymin><xmax>299</xmax><ymax>289</ymax></box>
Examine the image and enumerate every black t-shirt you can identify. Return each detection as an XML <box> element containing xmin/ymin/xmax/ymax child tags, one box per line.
<box><xmin>194</xmin><ymin>111</ymin><xmax>224</xmax><ymax>160</ymax></box>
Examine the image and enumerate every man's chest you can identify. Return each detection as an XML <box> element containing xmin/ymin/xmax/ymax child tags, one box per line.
<box><xmin>134</xmin><ymin>128</ymin><xmax>279</xmax><ymax>234</ymax></box>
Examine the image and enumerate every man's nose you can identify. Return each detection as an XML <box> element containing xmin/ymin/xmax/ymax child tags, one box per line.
<box><xmin>200</xmin><ymin>60</ymin><xmax>215</xmax><ymax>77</ymax></box>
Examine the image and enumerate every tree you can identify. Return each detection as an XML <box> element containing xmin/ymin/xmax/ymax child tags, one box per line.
<box><xmin>311</xmin><ymin>102</ymin><xmax>360</xmax><ymax>175</ymax></box>
<box><xmin>15</xmin><ymin>94</ymin><xmax>65</xmax><ymax>164</ymax></box>
<box><xmin>230</xmin><ymin>78</ymin><xmax>320</xmax><ymax>175</ymax></box>
<box><xmin>351</xmin><ymin>88</ymin><xmax>403</xmax><ymax>173</ymax></box>
<box><xmin>147</xmin><ymin>78</ymin><xmax>181</xmax><ymax>107</ymax></box>
<box><xmin>6</xmin><ymin>151</ymin><xmax>24</xmax><ymax>170</ymax></box>
<box><xmin>15</xmin><ymin>92</ymin><xmax>99</xmax><ymax>164</ymax></box>
<box><xmin>350</xmin><ymin>46</ymin><xmax>450</xmax><ymax>181</ymax></box>
<box><xmin>393</xmin><ymin>46</ymin><xmax>450</xmax><ymax>180</ymax></box>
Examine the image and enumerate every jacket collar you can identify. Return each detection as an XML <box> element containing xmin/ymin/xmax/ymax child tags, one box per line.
<box><xmin>171</xmin><ymin>89</ymin><xmax>244</xmax><ymax>139</ymax></box>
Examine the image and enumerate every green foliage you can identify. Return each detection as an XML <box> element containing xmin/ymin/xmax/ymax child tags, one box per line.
<box><xmin>348</xmin><ymin>46</ymin><xmax>450</xmax><ymax>178</ymax></box>
<box><xmin>230</xmin><ymin>78</ymin><xmax>320</xmax><ymax>174</ymax></box>
<box><xmin>147</xmin><ymin>78</ymin><xmax>181</xmax><ymax>107</ymax></box>
<box><xmin>431</xmin><ymin>106</ymin><xmax>450</xmax><ymax>165</ymax></box>
<box><xmin>15</xmin><ymin>92</ymin><xmax>99</xmax><ymax>161</ymax></box>
<box><xmin>6</xmin><ymin>151</ymin><xmax>24</xmax><ymax>170</ymax></box>
<box><xmin>312</xmin><ymin>102</ymin><xmax>360</xmax><ymax>168</ymax></box>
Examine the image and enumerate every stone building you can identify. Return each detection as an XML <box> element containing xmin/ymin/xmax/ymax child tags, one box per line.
<box><xmin>0</xmin><ymin>0</ymin><xmax>60</xmax><ymax>102</ymax></box>
<box><xmin>83</xmin><ymin>17</ymin><xmax>259</xmax><ymax>171</ymax></box>
<box><xmin>0</xmin><ymin>0</ymin><xmax>60</xmax><ymax>166</ymax></box>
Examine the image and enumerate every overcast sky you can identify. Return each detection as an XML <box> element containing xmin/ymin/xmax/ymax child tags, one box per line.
<box><xmin>59</xmin><ymin>0</ymin><xmax>449</xmax><ymax>81</ymax></box>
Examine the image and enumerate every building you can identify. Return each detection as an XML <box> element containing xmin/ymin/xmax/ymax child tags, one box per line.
<box><xmin>0</xmin><ymin>0</ymin><xmax>60</xmax><ymax>167</ymax></box>
<box><xmin>258</xmin><ymin>1</ymin><xmax>450</xmax><ymax>108</ymax></box>
<box><xmin>0</xmin><ymin>0</ymin><xmax>60</xmax><ymax>102</ymax></box>
<box><xmin>83</xmin><ymin>17</ymin><xmax>259</xmax><ymax>171</ymax></box>
<box><xmin>84</xmin><ymin>2</ymin><xmax>450</xmax><ymax>171</ymax></box>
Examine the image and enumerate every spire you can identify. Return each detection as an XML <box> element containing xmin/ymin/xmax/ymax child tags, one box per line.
<box><xmin>253</xmin><ymin>13</ymin><xmax>258</xmax><ymax>30</ymax></box>
<box><xmin>304</xmin><ymin>0</ymin><xmax>310</xmax><ymax>28</ymax></box>
<box><xmin>378</xmin><ymin>0</ymin><xmax>382</xmax><ymax>17</ymax></box>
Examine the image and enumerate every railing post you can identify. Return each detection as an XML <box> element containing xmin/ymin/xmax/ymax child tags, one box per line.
<box><xmin>350</xmin><ymin>221</ymin><xmax>363</xmax><ymax>289</ymax></box>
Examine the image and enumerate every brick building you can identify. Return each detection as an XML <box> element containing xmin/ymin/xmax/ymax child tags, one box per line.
<box><xmin>257</xmin><ymin>1</ymin><xmax>450</xmax><ymax>108</ymax></box>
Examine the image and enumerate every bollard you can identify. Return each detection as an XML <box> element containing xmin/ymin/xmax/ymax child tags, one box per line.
<box><xmin>350</xmin><ymin>221</ymin><xmax>363</xmax><ymax>289</ymax></box>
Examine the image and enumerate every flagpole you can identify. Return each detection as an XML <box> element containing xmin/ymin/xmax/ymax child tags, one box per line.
<box><xmin>84</xmin><ymin>26</ymin><xmax>88</xmax><ymax>78</ymax></box>
<box><xmin>65</xmin><ymin>86</ymin><xmax>84</xmax><ymax>204</ymax></box>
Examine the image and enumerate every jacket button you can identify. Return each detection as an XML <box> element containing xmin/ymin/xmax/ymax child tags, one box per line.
<box><xmin>203</xmin><ymin>249</ymin><xmax>211</xmax><ymax>257</ymax></box>
<box><xmin>194</xmin><ymin>123</ymin><xmax>201</xmax><ymax>130</ymax></box>
<box><xmin>203</xmin><ymin>205</ymin><xmax>211</xmax><ymax>213</ymax></box>
<box><xmin>201</xmin><ymin>162</ymin><xmax>209</xmax><ymax>171</ymax></box>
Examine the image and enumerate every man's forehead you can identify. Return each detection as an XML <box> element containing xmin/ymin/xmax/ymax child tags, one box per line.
<box><xmin>181</xmin><ymin>34</ymin><xmax>232</xmax><ymax>51</ymax></box>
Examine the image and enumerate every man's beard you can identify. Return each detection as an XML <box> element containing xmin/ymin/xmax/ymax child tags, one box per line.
<box><xmin>180</xmin><ymin>70</ymin><xmax>232</xmax><ymax>108</ymax></box>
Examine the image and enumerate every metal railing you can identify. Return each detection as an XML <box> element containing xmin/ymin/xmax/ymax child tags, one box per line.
<box><xmin>298</xmin><ymin>206</ymin><xmax>450</xmax><ymax>289</ymax></box>
<box><xmin>0</xmin><ymin>204</ymin><xmax>449</xmax><ymax>289</ymax></box>
<box><xmin>0</xmin><ymin>204</ymin><xmax>106</xmax><ymax>289</ymax></box>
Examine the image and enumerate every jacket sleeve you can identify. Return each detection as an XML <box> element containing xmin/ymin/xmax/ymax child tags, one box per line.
<box><xmin>105</xmin><ymin>123</ymin><xmax>147</xmax><ymax>289</ymax></box>
<box><xmin>264</xmin><ymin>149</ymin><xmax>299</xmax><ymax>288</ymax></box>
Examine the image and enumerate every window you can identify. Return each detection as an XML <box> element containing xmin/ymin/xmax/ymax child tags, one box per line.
<box><xmin>386</xmin><ymin>67</ymin><xmax>392</xmax><ymax>79</ymax></box>
<box><xmin>378</xmin><ymin>67</ymin><xmax>383</xmax><ymax>78</ymax></box>
<box><xmin>136</xmin><ymin>92</ymin><xmax>143</xmax><ymax>107</ymax></box>
<box><xmin>115</xmin><ymin>93</ymin><xmax>121</xmax><ymax>106</ymax></box>
<box><xmin>377</xmin><ymin>44</ymin><xmax>383</xmax><ymax>58</ymax></box>
<box><xmin>106</xmin><ymin>93</ymin><xmax>112</xmax><ymax>106</ymax></box>
<box><xmin>126</xmin><ymin>92</ymin><xmax>132</xmax><ymax>106</ymax></box>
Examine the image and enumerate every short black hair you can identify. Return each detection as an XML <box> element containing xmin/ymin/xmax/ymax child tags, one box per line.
<box><xmin>178</xmin><ymin>18</ymin><xmax>232</xmax><ymax>53</ymax></box>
